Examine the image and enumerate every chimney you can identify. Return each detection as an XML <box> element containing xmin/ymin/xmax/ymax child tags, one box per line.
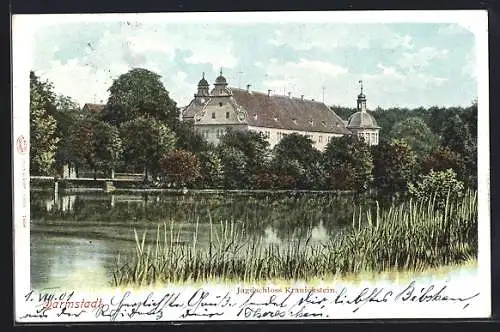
<box><xmin>301</xmin><ymin>95</ymin><xmax>304</xmax><ymax>100</ymax></box>
<box><xmin>246</xmin><ymin>84</ymin><xmax>252</xmax><ymax>93</ymax></box>
<box><xmin>288</xmin><ymin>92</ymin><xmax>291</xmax><ymax>98</ymax></box>
<box><xmin>268</xmin><ymin>89</ymin><xmax>272</xmax><ymax>96</ymax></box>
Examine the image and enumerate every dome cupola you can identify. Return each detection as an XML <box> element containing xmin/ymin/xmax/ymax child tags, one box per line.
<box><xmin>215</xmin><ymin>68</ymin><xmax>228</xmax><ymax>85</ymax></box>
<box><xmin>198</xmin><ymin>72</ymin><xmax>209</xmax><ymax>87</ymax></box>
<box><xmin>195</xmin><ymin>72</ymin><xmax>210</xmax><ymax>98</ymax></box>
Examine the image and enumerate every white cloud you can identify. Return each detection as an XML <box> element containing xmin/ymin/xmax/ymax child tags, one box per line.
<box><xmin>397</xmin><ymin>46</ymin><xmax>449</xmax><ymax>72</ymax></box>
<box><xmin>462</xmin><ymin>48</ymin><xmax>477</xmax><ymax>78</ymax></box>
<box><xmin>35</xmin><ymin>59</ymin><xmax>128</xmax><ymax>106</ymax></box>
<box><xmin>267</xmin><ymin>24</ymin><xmax>414</xmax><ymax>51</ymax></box>
<box><xmin>438</xmin><ymin>23</ymin><xmax>471</xmax><ymax>36</ymax></box>
<box><xmin>255</xmin><ymin>57</ymin><xmax>447</xmax><ymax>108</ymax></box>
<box><xmin>163</xmin><ymin>70</ymin><xmax>194</xmax><ymax>107</ymax></box>
<box><xmin>33</xmin><ymin>22</ymin><xmax>239</xmax><ymax>106</ymax></box>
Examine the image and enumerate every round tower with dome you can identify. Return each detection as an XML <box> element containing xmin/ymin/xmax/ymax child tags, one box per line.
<box><xmin>346</xmin><ymin>80</ymin><xmax>381</xmax><ymax>146</ymax></box>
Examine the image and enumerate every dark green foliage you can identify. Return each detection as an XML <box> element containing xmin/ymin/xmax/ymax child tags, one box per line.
<box><xmin>390</xmin><ymin>117</ymin><xmax>438</xmax><ymax>157</ymax></box>
<box><xmin>29</xmin><ymin>71</ymin><xmax>59</xmax><ymax>175</ymax></box>
<box><xmin>101</xmin><ymin>68</ymin><xmax>179</xmax><ymax>127</ymax></box>
<box><xmin>120</xmin><ymin>116</ymin><xmax>177</xmax><ymax>179</ymax></box>
<box><xmin>323</xmin><ymin>135</ymin><xmax>373</xmax><ymax>192</ymax></box>
<box><xmin>272</xmin><ymin>133</ymin><xmax>325</xmax><ymax>189</ymax></box>
<box><xmin>372</xmin><ymin>139</ymin><xmax>417</xmax><ymax>194</ymax></box>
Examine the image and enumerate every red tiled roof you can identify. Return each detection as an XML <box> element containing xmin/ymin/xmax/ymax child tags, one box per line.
<box><xmin>183</xmin><ymin>88</ymin><xmax>351</xmax><ymax>135</ymax></box>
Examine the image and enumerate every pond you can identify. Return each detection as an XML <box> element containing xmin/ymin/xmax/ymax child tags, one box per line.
<box><xmin>30</xmin><ymin>190</ymin><xmax>376</xmax><ymax>289</ymax></box>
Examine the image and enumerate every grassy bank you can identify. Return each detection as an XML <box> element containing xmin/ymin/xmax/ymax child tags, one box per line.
<box><xmin>113</xmin><ymin>190</ymin><xmax>477</xmax><ymax>287</ymax></box>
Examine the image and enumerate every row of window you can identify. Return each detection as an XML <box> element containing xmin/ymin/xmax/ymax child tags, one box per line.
<box><xmin>357</xmin><ymin>132</ymin><xmax>379</xmax><ymax>144</ymax></box>
<box><xmin>212</xmin><ymin>112</ymin><xmax>231</xmax><ymax>119</ymax></box>
<box><xmin>199</xmin><ymin>128</ymin><xmax>229</xmax><ymax>139</ymax></box>
<box><xmin>199</xmin><ymin>127</ymin><xmax>337</xmax><ymax>146</ymax></box>
<box><xmin>276</xmin><ymin>131</ymin><xmax>333</xmax><ymax>144</ymax></box>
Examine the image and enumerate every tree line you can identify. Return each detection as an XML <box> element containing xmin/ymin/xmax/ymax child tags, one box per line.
<box><xmin>30</xmin><ymin>68</ymin><xmax>477</xmax><ymax>198</ymax></box>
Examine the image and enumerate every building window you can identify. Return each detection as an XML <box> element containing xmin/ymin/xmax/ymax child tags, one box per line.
<box><xmin>226</xmin><ymin>112</ymin><xmax>230</xmax><ymax>119</ymax></box>
<box><xmin>319</xmin><ymin>136</ymin><xmax>323</xmax><ymax>143</ymax></box>
<box><xmin>212</xmin><ymin>112</ymin><xmax>216</xmax><ymax>119</ymax></box>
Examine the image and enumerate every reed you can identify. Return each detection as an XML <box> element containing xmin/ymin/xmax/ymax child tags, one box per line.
<box><xmin>112</xmin><ymin>189</ymin><xmax>478</xmax><ymax>286</ymax></box>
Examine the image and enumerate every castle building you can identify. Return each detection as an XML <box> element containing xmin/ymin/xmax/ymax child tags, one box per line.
<box><xmin>346</xmin><ymin>81</ymin><xmax>381</xmax><ymax>146</ymax></box>
<box><xmin>182</xmin><ymin>70</ymin><xmax>353</xmax><ymax>150</ymax></box>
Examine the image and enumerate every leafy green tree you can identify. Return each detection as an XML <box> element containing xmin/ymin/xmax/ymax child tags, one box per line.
<box><xmin>29</xmin><ymin>71</ymin><xmax>59</xmax><ymax>175</ymax></box>
<box><xmin>272</xmin><ymin>133</ymin><xmax>324</xmax><ymax>189</ymax></box>
<box><xmin>421</xmin><ymin>145</ymin><xmax>465</xmax><ymax>177</ymax></box>
<box><xmin>323</xmin><ymin>135</ymin><xmax>373</xmax><ymax>192</ymax></box>
<box><xmin>101</xmin><ymin>68</ymin><xmax>179</xmax><ymax>127</ymax></box>
<box><xmin>408</xmin><ymin>169</ymin><xmax>465</xmax><ymax>206</ymax></box>
<box><xmin>159</xmin><ymin>150</ymin><xmax>201</xmax><ymax>186</ymax></box>
<box><xmin>196</xmin><ymin>150</ymin><xmax>224</xmax><ymax>188</ymax></box>
<box><xmin>120</xmin><ymin>116</ymin><xmax>177</xmax><ymax>180</ymax></box>
<box><xmin>390</xmin><ymin>117</ymin><xmax>438</xmax><ymax>157</ymax></box>
<box><xmin>218</xmin><ymin>146</ymin><xmax>248</xmax><ymax>189</ymax></box>
<box><xmin>174</xmin><ymin>121</ymin><xmax>211</xmax><ymax>154</ymax></box>
<box><xmin>441</xmin><ymin>112</ymin><xmax>477</xmax><ymax>187</ymax></box>
<box><xmin>93</xmin><ymin>121</ymin><xmax>123</xmax><ymax>177</ymax></box>
<box><xmin>52</xmin><ymin>95</ymin><xmax>85</xmax><ymax>172</ymax></box>
<box><xmin>68</xmin><ymin>118</ymin><xmax>97</xmax><ymax>176</ymax></box>
<box><xmin>219</xmin><ymin>129</ymin><xmax>270</xmax><ymax>169</ymax></box>
<box><xmin>372</xmin><ymin>139</ymin><xmax>417</xmax><ymax>194</ymax></box>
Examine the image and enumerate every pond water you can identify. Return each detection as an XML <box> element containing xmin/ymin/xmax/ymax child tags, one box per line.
<box><xmin>30</xmin><ymin>190</ymin><xmax>373</xmax><ymax>289</ymax></box>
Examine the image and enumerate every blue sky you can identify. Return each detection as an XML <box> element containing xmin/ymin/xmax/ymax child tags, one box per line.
<box><xmin>29</xmin><ymin>16</ymin><xmax>478</xmax><ymax>109</ymax></box>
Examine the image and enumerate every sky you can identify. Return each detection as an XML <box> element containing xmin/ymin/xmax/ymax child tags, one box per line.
<box><xmin>27</xmin><ymin>13</ymin><xmax>479</xmax><ymax>109</ymax></box>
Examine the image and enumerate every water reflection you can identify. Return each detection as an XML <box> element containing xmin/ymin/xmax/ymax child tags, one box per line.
<box><xmin>30</xmin><ymin>191</ymin><xmax>371</xmax><ymax>289</ymax></box>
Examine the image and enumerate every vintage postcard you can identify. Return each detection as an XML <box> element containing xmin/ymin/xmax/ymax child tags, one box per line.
<box><xmin>13</xmin><ymin>11</ymin><xmax>490</xmax><ymax>322</ymax></box>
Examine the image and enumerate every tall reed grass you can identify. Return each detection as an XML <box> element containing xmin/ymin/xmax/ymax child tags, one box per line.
<box><xmin>113</xmin><ymin>190</ymin><xmax>478</xmax><ymax>286</ymax></box>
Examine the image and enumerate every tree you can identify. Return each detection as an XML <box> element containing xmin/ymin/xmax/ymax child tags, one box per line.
<box><xmin>390</xmin><ymin>117</ymin><xmax>438</xmax><ymax>157</ymax></box>
<box><xmin>421</xmin><ymin>145</ymin><xmax>465</xmax><ymax>177</ymax></box>
<box><xmin>160</xmin><ymin>150</ymin><xmax>201</xmax><ymax>186</ymax></box>
<box><xmin>101</xmin><ymin>68</ymin><xmax>179</xmax><ymax>127</ymax></box>
<box><xmin>29</xmin><ymin>71</ymin><xmax>59</xmax><ymax>175</ymax></box>
<box><xmin>219</xmin><ymin>129</ymin><xmax>270</xmax><ymax>170</ymax></box>
<box><xmin>174</xmin><ymin>121</ymin><xmax>211</xmax><ymax>154</ymax></box>
<box><xmin>93</xmin><ymin>121</ymin><xmax>123</xmax><ymax>176</ymax></box>
<box><xmin>272</xmin><ymin>133</ymin><xmax>324</xmax><ymax>189</ymax></box>
<box><xmin>196</xmin><ymin>150</ymin><xmax>224</xmax><ymax>188</ymax></box>
<box><xmin>67</xmin><ymin>118</ymin><xmax>98</xmax><ymax>176</ymax></box>
<box><xmin>218</xmin><ymin>146</ymin><xmax>248</xmax><ymax>189</ymax></box>
<box><xmin>408</xmin><ymin>169</ymin><xmax>465</xmax><ymax>206</ymax></box>
<box><xmin>441</xmin><ymin>112</ymin><xmax>477</xmax><ymax>187</ymax></box>
<box><xmin>120</xmin><ymin>116</ymin><xmax>177</xmax><ymax>180</ymax></box>
<box><xmin>52</xmin><ymin>95</ymin><xmax>85</xmax><ymax>172</ymax></box>
<box><xmin>372</xmin><ymin>139</ymin><xmax>417</xmax><ymax>194</ymax></box>
<box><xmin>323</xmin><ymin>135</ymin><xmax>373</xmax><ymax>192</ymax></box>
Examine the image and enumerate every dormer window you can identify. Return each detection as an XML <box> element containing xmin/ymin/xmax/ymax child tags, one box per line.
<box><xmin>292</xmin><ymin>118</ymin><xmax>297</xmax><ymax>125</ymax></box>
<box><xmin>253</xmin><ymin>113</ymin><xmax>258</xmax><ymax>120</ymax></box>
<box><xmin>309</xmin><ymin>120</ymin><xmax>314</xmax><ymax>126</ymax></box>
<box><xmin>226</xmin><ymin>112</ymin><xmax>230</xmax><ymax>119</ymax></box>
<box><xmin>321</xmin><ymin>121</ymin><xmax>327</xmax><ymax>127</ymax></box>
<box><xmin>212</xmin><ymin>112</ymin><xmax>216</xmax><ymax>119</ymax></box>
<box><xmin>274</xmin><ymin>116</ymin><xmax>278</xmax><ymax>122</ymax></box>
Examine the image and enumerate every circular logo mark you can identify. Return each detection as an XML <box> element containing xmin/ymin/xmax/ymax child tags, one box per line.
<box><xmin>16</xmin><ymin>135</ymin><xmax>27</xmax><ymax>154</ymax></box>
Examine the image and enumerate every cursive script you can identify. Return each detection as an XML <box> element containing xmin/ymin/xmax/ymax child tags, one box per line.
<box><xmin>19</xmin><ymin>281</ymin><xmax>482</xmax><ymax>321</ymax></box>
